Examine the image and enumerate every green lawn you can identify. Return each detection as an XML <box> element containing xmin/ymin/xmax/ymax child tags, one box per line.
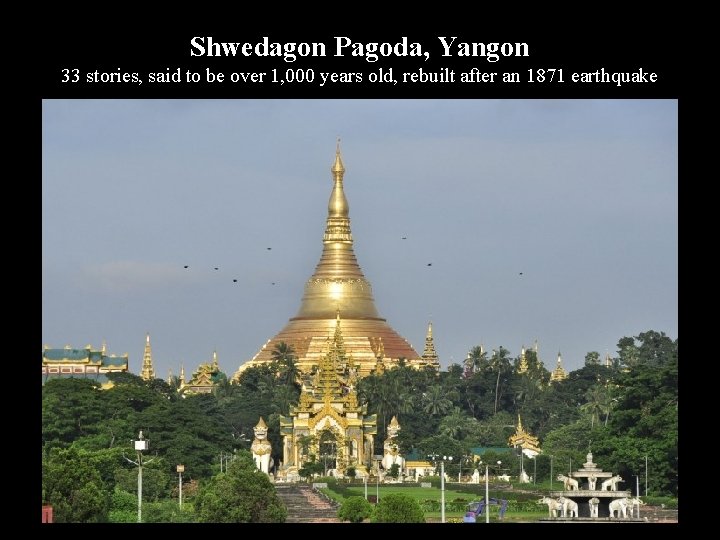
<box><xmin>320</xmin><ymin>484</ymin><xmax>548</xmax><ymax>523</ymax></box>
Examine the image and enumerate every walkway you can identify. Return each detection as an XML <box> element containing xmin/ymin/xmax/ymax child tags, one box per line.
<box><xmin>276</xmin><ymin>484</ymin><xmax>341</xmax><ymax>523</ymax></box>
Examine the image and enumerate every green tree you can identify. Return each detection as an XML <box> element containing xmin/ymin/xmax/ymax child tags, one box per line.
<box><xmin>388</xmin><ymin>463</ymin><xmax>400</xmax><ymax>479</ymax></box>
<box><xmin>464</xmin><ymin>345</ymin><xmax>487</xmax><ymax>375</ymax></box>
<box><xmin>585</xmin><ymin>351</ymin><xmax>600</xmax><ymax>366</ymax></box>
<box><xmin>42</xmin><ymin>378</ymin><xmax>105</xmax><ymax>449</ymax></box>
<box><xmin>108</xmin><ymin>488</ymin><xmax>137</xmax><ymax>523</ymax></box>
<box><xmin>195</xmin><ymin>450</ymin><xmax>286</xmax><ymax>522</ymax></box>
<box><xmin>271</xmin><ymin>342</ymin><xmax>300</xmax><ymax>386</ymax></box>
<box><xmin>43</xmin><ymin>446</ymin><xmax>110</xmax><ymax>522</ymax></box>
<box><xmin>338</xmin><ymin>496</ymin><xmax>373</xmax><ymax>523</ymax></box>
<box><xmin>422</xmin><ymin>385</ymin><xmax>452</xmax><ymax>416</ymax></box>
<box><xmin>373</xmin><ymin>493</ymin><xmax>425</xmax><ymax>523</ymax></box>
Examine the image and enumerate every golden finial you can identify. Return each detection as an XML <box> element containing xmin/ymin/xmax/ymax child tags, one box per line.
<box><xmin>331</xmin><ymin>138</ymin><xmax>345</xmax><ymax>176</ymax></box>
<box><xmin>256</xmin><ymin>416</ymin><xmax>267</xmax><ymax>428</ymax></box>
<box><xmin>180</xmin><ymin>364</ymin><xmax>185</xmax><ymax>383</ymax></box>
<box><xmin>101</xmin><ymin>339</ymin><xmax>107</xmax><ymax>353</ymax></box>
<box><xmin>426</xmin><ymin>321</ymin><xmax>433</xmax><ymax>338</ymax></box>
<box><xmin>212</xmin><ymin>349</ymin><xmax>219</xmax><ymax>369</ymax></box>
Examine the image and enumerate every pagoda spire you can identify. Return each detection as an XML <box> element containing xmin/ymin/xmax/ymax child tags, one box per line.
<box><xmin>550</xmin><ymin>351</ymin><xmax>568</xmax><ymax>382</ymax></box>
<box><xmin>421</xmin><ymin>322</ymin><xmax>440</xmax><ymax>369</ymax></box>
<box><xmin>179</xmin><ymin>364</ymin><xmax>185</xmax><ymax>386</ymax></box>
<box><xmin>517</xmin><ymin>345</ymin><xmax>528</xmax><ymax>374</ymax></box>
<box><xmin>293</xmin><ymin>143</ymin><xmax>381</xmax><ymax>320</ymax></box>
<box><xmin>212</xmin><ymin>349</ymin><xmax>219</xmax><ymax>370</ymax></box>
<box><xmin>140</xmin><ymin>333</ymin><xmax>155</xmax><ymax>380</ymax></box>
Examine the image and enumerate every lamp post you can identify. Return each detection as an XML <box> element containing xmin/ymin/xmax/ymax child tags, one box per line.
<box><xmin>177</xmin><ymin>465</ymin><xmax>184</xmax><ymax>509</ymax></box>
<box><xmin>645</xmin><ymin>455</ymin><xmax>648</xmax><ymax>496</ymax></box>
<box><xmin>635</xmin><ymin>475</ymin><xmax>641</xmax><ymax>518</ymax></box>
<box><xmin>123</xmin><ymin>430</ymin><xmax>152</xmax><ymax>523</ymax></box>
<box><xmin>440</xmin><ymin>456</ymin><xmax>453</xmax><ymax>523</ymax></box>
<box><xmin>364</xmin><ymin>474</ymin><xmax>368</xmax><ymax>500</ymax></box>
<box><xmin>376</xmin><ymin>466</ymin><xmax>379</xmax><ymax>503</ymax></box>
<box><xmin>479</xmin><ymin>460</ymin><xmax>502</xmax><ymax>523</ymax></box>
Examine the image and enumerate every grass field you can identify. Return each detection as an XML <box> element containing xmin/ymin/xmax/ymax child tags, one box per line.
<box><xmin>319</xmin><ymin>483</ymin><xmax>549</xmax><ymax>522</ymax></box>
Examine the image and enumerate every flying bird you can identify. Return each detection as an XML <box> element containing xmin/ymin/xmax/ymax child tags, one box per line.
<box><xmin>233</xmin><ymin>279</ymin><xmax>238</xmax><ymax>283</ymax></box>
<box><xmin>214</xmin><ymin>267</ymin><xmax>219</xmax><ymax>270</ymax></box>
<box><xmin>267</xmin><ymin>247</ymin><xmax>272</xmax><ymax>250</ymax></box>
<box><xmin>183</xmin><ymin>265</ymin><xmax>189</xmax><ymax>269</ymax></box>
<box><xmin>402</xmin><ymin>236</ymin><xmax>407</xmax><ymax>240</ymax></box>
<box><xmin>427</xmin><ymin>263</ymin><xmax>432</xmax><ymax>266</ymax></box>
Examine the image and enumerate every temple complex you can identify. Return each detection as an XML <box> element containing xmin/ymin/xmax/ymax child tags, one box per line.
<box><xmin>233</xmin><ymin>145</ymin><xmax>428</xmax><ymax>381</ymax></box>
<box><xmin>277</xmin><ymin>313</ymin><xmax>377</xmax><ymax>481</ymax></box>
<box><xmin>42</xmin><ymin>343</ymin><xmax>129</xmax><ymax>388</ymax></box>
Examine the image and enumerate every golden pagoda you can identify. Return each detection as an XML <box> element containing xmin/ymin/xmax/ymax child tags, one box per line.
<box><xmin>508</xmin><ymin>414</ymin><xmax>541</xmax><ymax>457</ymax></box>
<box><xmin>550</xmin><ymin>351</ymin><xmax>569</xmax><ymax>382</ymax></box>
<box><xmin>419</xmin><ymin>322</ymin><xmax>440</xmax><ymax>369</ymax></box>
<box><xmin>140</xmin><ymin>333</ymin><xmax>155</xmax><ymax>381</ymax></box>
<box><xmin>278</xmin><ymin>313</ymin><xmax>377</xmax><ymax>480</ymax></box>
<box><xmin>517</xmin><ymin>346</ymin><xmax>529</xmax><ymax>374</ymax></box>
<box><xmin>233</xmin><ymin>144</ymin><xmax>423</xmax><ymax>381</ymax></box>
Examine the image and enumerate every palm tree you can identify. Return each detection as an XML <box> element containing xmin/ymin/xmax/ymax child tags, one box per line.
<box><xmin>271</xmin><ymin>342</ymin><xmax>299</xmax><ymax>386</ymax></box>
<box><xmin>422</xmin><ymin>385</ymin><xmax>452</xmax><ymax>416</ymax></box>
<box><xmin>439</xmin><ymin>407</ymin><xmax>468</xmax><ymax>438</ymax></box>
<box><xmin>581</xmin><ymin>386</ymin><xmax>607</xmax><ymax>429</ymax></box>
<box><xmin>490</xmin><ymin>347</ymin><xmax>512</xmax><ymax>414</ymax></box>
<box><xmin>464</xmin><ymin>345</ymin><xmax>487</xmax><ymax>375</ymax></box>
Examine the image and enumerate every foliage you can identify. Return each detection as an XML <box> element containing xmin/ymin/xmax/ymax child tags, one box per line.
<box><xmin>337</xmin><ymin>496</ymin><xmax>373</xmax><ymax>522</ymax></box>
<box><xmin>194</xmin><ymin>451</ymin><xmax>286</xmax><ymax>522</ymax></box>
<box><xmin>113</xmin><ymin>459</ymin><xmax>172</xmax><ymax>501</ymax></box>
<box><xmin>388</xmin><ymin>463</ymin><xmax>400</xmax><ymax>479</ymax></box>
<box><xmin>42</xmin><ymin>446</ymin><xmax>109</xmax><ymax>523</ymax></box>
<box><xmin>41</xmin><ymin>329</ymin><xmax>678</xmax><ymax>498</ymax></box>
<box><xmin>108</xmin><ymin>488</ymin><xmax>137</xmax><ymax>523</ymax></box>
<box><xmin>373</xmin><ymin>493</ymin><xmax>425</xmax><ymax>523</ymax></box>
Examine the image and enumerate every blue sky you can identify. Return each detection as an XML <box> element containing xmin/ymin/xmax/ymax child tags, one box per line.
<box><xmin>42</xmin><ymin>99</ymin><xmax>677</xmax><ymax>378</ymax></box>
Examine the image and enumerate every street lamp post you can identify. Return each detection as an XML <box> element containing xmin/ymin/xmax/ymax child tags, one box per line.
<box><xmin>123</xmin><ymin>430</ymin><xmax>152</xmax><ymax>523</ymax></box>
<box><xmin>364</xmin><ymin>474</ymin><xmax>368</xmax><ymax>500</ymax></box>
<box><xmin>440</xmin><ymin>456</ymin><xmax>453</xmax><ymax>523</ymax></box>
<box><xmin>550</xmin><ymin>455</ymin><xmax>554</xmax><ymax>491</ymax></box>
<box><xmin>177</xmin><ymin>465</ymin><xmax>184</xmax><ymax>509</ymax></box>
<box><xmin>645</xmin><ymin>455</ymin><xmax>648</xmax><ymax>496</ymax></box>
<box><xmin>479</xmin><ymin>460</ymin><xmax>502</xmax><ymax>523</ymax></box>
<box><xmin>635</xmin><ymin>475</ymin><xmax>641</xmax><ymax>518</ymax></box>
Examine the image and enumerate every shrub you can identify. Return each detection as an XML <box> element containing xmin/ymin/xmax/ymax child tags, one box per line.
<box><xmin>373</xmin><ymin>493</ymin><xmax>425</xmax><ymax>523</ymax></box>
<box><xmin>338</xmin><ymin>496</ymin><xmax>373</xmax><ymax>523</ymax></box>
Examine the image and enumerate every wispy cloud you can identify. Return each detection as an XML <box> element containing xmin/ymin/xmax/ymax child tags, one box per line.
<box><xmin>83</xmin><ymin>260</ymin><xmax>194</xmax><ymax>294</ymax></box>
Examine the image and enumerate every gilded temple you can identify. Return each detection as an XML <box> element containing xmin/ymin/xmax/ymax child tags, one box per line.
<box><xmin>278</xmin><ymin>312</ymin><xmax>377</xmax><ymax>480</ymax></box>
<box><xmin>233</xmin><ymin>145</ymin><xmax>429</xmax><ymax>381</ymax></box>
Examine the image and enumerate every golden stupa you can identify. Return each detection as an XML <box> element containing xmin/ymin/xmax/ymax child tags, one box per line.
<box><xmin>233</xmin><ymin>143</ymin><xmax>424</xmax><ymax>380</ymax></box>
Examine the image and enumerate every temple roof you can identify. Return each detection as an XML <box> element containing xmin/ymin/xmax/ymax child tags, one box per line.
<box><xmin>42</xmin><ymin>345</ymin><xmax>128</xmax><ymax>366</ymax></box>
